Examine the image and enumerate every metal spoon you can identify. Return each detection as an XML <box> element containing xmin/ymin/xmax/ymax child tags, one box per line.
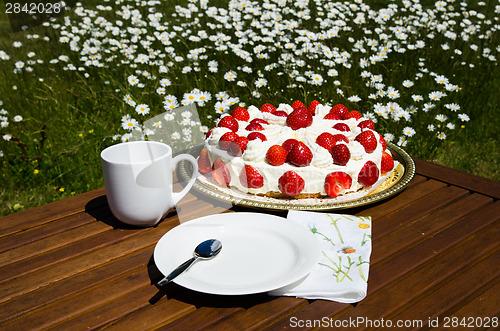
<box><xmin>157</xmin><ymin>239</ymin><xmax>222</xmax><ymax>287</ymax></box>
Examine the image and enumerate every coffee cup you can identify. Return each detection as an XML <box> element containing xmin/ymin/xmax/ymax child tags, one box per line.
<box><xmin>101</xmin><ymin>141</ymin><xmax>198</xmax><ymax>227</ymax></box>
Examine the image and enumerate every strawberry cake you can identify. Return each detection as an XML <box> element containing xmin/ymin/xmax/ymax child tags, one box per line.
<box><xmin>197</xmin><ymin>100</ymin><xmax>395</xmax><ymax>199</ymax></box>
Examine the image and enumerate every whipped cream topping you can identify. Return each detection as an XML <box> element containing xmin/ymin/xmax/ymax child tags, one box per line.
<box><xmin>205</xmin><ymin>102</ymin><xmax>386</xmax><ymax>197</ymax></box>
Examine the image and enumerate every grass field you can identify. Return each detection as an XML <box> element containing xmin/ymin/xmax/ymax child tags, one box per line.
<box><xmin>0</xmin><ymin>0</ymin><xmax>498</xmax><ymax>216</ymax></box>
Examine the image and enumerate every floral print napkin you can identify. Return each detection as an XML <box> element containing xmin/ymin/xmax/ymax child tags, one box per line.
<box><xmin>270</xmin><ymin>210</ymin><xmax>372</xmax><ymax>303</ymax></box>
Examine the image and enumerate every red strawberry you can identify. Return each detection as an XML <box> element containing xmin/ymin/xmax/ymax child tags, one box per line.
<box><xmin>212</xmin><ymin>158</ymin><xmax>231</xmax><ymax>187</ymax></box>
<box><xmin>345</xmin><ymin>110</ymin><xmax>362</xmax><ymax>120</ymax></box>
<box><xmin>231</xmin><ymin>107</ymin><xmax>250</xmax><ymax>121</ymax></box>
<box><xmin>316</xmin><ymin>132</ymin><xmax>337</xmax><ymax>150</ymax></box>
<box><xmin>308</xmin><ymin>100</ymin><xmax>321</xmax><ymax>115</ymax></box>
<box><xmin>250</xmin><ymin>118</ymin><xmax>269</xmax><ymax>125</ymax></box>
<box><xmin>218</xmin><ymin>115</ymin><xmax>239</xmax><ymax>132</ymax></box>
<box><xmin>247</xmin><ymin>132</ymin><xmax>267</xmax><ymax>141</ymax></box>
<box><xmin>287</xmin><ymin>141</ymin><xmax>313</xmax><ymax>167</ymax></box>
<box><xmin>198</xmin><ymin>147</ymin><xmax>212</xmax><ymax>174</ymax></box>
<box><xmin>378</xmin><ymin>133</ymin><xmax>387</xmax><ymax>150</ymax></box>
<box><xmin>245</xmin><ymin>122</ymin><xmax>264</xmax><ymax>131</ymax></box>
<box><xmin>333</xmin><ymin>123</ymin><xmax>350</xmax><ymax>132</ymax></box>
<box><xmin>239</xmin><ymin>165</ymin><xmax>264</xmax><ymax>189</ymax></box>
<box><xmin>358</xmin><ymin>119</ymin><xmax>375</xmax><ymax>130</ymax></box>
<box><xmin>282</xmin><ymin>138</ymin><xmax>298</xmax><ymax>152</ymax></box>
<box><xmin>218</xmin><ymin>132</ymin><xmax>238</xmax><ymax>150</ymax></box>
<box><xmin>229</xmin><ymin>136</ymin><xmax>249</xmax><ymax>156</ymax></box>
<box><xmin>324</xmin><ymin>171</ymin><xmax>352</xmax><ymax>197</ymax></box>
<box><xmin>381</xmin><ymin>151</ymin><xmax>394</xmax><ymax>173</ymax></box>
<box><xmin>323</xmin><ymin>112</ymin><xmax>341</xmax><ymax>120</ymax></box>
<box><xmin>260</xmin><ymin>103</ymin><xmax>276</xmax><ymax>113</ymax></box>
<box><xmin>355</xmin><ymin>130</ymin><xmax>378</xmax><ymax>153</ymax></box>
<box><xmin>358</xmin><ymin>160</ymin><xmax>380</xmax><ymax>187</ymax></box>
<box><xmin>206</xmin><ymin>128</ymin><xmax>214</xmax><ymax>139</ymax></box>
<box><xmin>273</xmin><ymin>110</ymin><xmax>288</xmax><ymax>117</ymax></box>
<box><xmin>286</xmin><ymin>108</ymin><xmax>313</xmax><ymax>130</ymax></box>
<box><xmin>331</xmin><ymin>134</ymin><xmax>349</xmax><ymax>145</ymax></box>
<box><xmin>278</xmin><ymin>170</ymin><xmax>305</xmax><ymax>197</ymax></box>
<box><xmin>330</xmin><ymin>104</ymin><xmax>349</xmax><ymax>118</ymax></box>
<box><xmin>266</xmin><ymin>145</ymin><xmax>288</xmax><ymax>166</ymax></box>
<box><xmin>291</xmin><ymin>100</ymin><xmax>305</xmax><ymax>110</ymax></box>
<box><xmin>330</xmin><ymin>144</ymin><xmax>351</xmax><ymax>166</ymax></box>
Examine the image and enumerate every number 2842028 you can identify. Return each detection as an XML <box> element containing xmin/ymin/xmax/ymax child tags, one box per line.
<box><xmin>5</xmin><ymin>2</ymin><xmax>62</xmax><ymax>14</ymax></box>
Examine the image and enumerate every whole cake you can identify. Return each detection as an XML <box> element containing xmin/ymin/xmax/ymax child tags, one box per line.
<box><xmin>197</xmin><ymin>100</ymin><xmax>395</xmax><ymax>199</ymax></box>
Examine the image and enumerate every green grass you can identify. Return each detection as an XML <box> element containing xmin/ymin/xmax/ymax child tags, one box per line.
<box><xmin>0</xmin><ymin>0</ymin><xmax>498</xmax><ymax>216</ymax></box>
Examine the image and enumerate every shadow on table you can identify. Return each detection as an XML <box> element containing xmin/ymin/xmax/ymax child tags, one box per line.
<box><xmin>84</xmin><ymin>194</ymin><xmax>178</xmax><ymax>230</ymax></box>
<box><xmin>146</xmin><ymin>253</ymin><xmax>271</xmax><ymax>308</ymax></box>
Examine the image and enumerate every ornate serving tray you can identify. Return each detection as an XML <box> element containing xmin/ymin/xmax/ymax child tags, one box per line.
<box><xmin>179</xmin><ymin>142</ymin><xmax>415</xmax><ymax>211</ymax></box>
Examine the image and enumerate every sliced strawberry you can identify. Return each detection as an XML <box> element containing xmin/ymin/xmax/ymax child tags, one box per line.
<box><xmin>333</xmin><ymin>123</ymin><xmax>351</xmax><ymax>132</ymax></box>
<box><xmin>260</xmin><ymin>103</ymin><xmax>276</xmax><ymax>113</ymax></box>
<box><xmin>330</xmin><ymin>144</ymin><xmax>351</xmax><ymax>166</ymax></box>
<box><xmin>358</xmin><ymin>119</ymin><xmax>375</xmax><ymax>130</ymax></box>
<box><xmin>245</xmin><ymin>122</ymin><xmax>264</xmax><ymax>131</ymax></box>
<box><xmin>218</xmin><ymin>132</ymin><xmax>238</xmax><ymax>150</ymax></box>
<box><xmin>286</xmin><ymin>107</ymin><xmax>313</xmax><ymax>130</ymax></box>
<box><xmin>212</xmin><ymin>158</ymin><xmax>231</xmax><ymax>187</ymax></box>
<box><xmin>250</xmin><ymin>118</ymin><xmax>269</xmax><ymax>125</ymax></box>
<box><xmin>287</xmin><ymin>141</ymin><xmax>313</xmax><ymax>167</ymax></box>
<box><xmin>308</xmin><ymin>100</ymin><xmax>321</xmax><ymax>115</ymax></box>
<box><xmin>239</xmin><ymin>165</ymin><xmax>264</xmax><ymax>189</ymax></box>
<box><xmin>291</xmin><ymin>100</ymin><xmax>305</xmax><ymax>110</ymax></box>
<box><xmin>218</xmin><ymin>115</ymin><xmax>239</xmax><ymax>132</ymax></box>
<box><xmin>378</xmin><ymin>133</ymin><xmax>387</xmax><ymax>150</ymax></box>
<box><xmin>330</xmin><ymin>104</ymin><xmax>349</xmax><ymax>118</ymax></box>
<box><xmin>355</xmin><ymin>130</ymin><xmax>378</xmax><ymax>153</ymax></box>
<box><xmin>266</xmin><ymin>145</ymin><xmax>288</xmax><ymax>166</ymax></box>
<box><xmin>282</xmin><ymin>138</ymin><xmax>298</xmax><ymax>152</ymax></box>
<box><xmin>278</xmin><ymin>170</ymin><xmax>305</xmax><ymax>197</ymax></box>
<box><xmin>229</xmin><ymin>136</ymin><xmax>249</xmax><ymax>156</ymax></box>
<box><xmin>331</xmin><ymin>134</ymin><xmax>349</xmax><ymax>145</ymax></box>
<box><xmin>316</xmin><ymin>132</ymin><xmax>337</xmax><ymax>150</ymax></box>
<box><xmin>247</xmin><ymin>132</ymin><xmax>267</xmax><ymax>141</ymax></box>
<box><xmin>273</xmin><ymin>110</ymin><xmax>288</xmax><ymax>117</ymax></box>
<box><xmin>381</xmin><ymin>151</ymin><xmax>394</xmax><ymax>173</ymax></box>
<box><xmin>231</xmin><ymin>106</ymin><xmax>250</xmax><ymax>121</ymax></box>
<box><xmin>198</xmin><ymin>147</ymin><xmax>212</xmax><ymax>174</ymax></box>
<box><xmin>344</xmin><ymin>110</ymin><xmax>362</xmax><ymax>120</ymax></box>
<box><xmin>324</xmin><ymin>171</ymin><xmax>352</xmax><ymax>197</ymax></box>
<box><xmin>358</xmin><ymin>160</ymin><xmax>380</xmax><ymax>187</ymax></box>
<box><xmin>323</xmin><ymin>112</ymin><xmax>341</xmax><ymax>120</ymax></box>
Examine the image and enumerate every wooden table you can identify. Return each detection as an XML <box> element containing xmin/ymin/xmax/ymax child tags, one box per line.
<box><xmin>1</xmin><ymin>158</ymin><xmax>499</xmax><ymax>330</ymax></box>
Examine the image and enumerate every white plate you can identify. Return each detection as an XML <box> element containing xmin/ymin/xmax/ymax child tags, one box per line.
<box><xmin>154</xmin><ymin>212</ymin><xmax>321</xmax><ymax>295</ymax></box>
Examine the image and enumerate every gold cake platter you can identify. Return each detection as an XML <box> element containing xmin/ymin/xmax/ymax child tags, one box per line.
<box><xmin>179</xmin><ymin>142</ymin><xmax>415</xmax><ymax>211</ymax></box>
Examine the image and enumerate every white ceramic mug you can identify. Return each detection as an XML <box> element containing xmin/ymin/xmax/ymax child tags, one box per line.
<box><xmin>101</xmin><ymin>141</ymin><xmax>198</xmax><ymax>227</ymax></box>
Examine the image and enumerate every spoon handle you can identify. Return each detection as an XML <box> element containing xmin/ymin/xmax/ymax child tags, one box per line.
<box><xmin>157</xmin><ymin>257</ymin><xmax>197</xmax><ymax>286</ymax></box>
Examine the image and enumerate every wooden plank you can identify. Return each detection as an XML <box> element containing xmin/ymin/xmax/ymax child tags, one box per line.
<box><xmin>0</xmin><ymin>207</ymin><xmax>106</xmax><ymax>253</ymax></box>
<box><xmin>414</xmin><ymin>158</ymin><xmax>500</xmax><ymax>199</ymax></box>
<box><xmin>320</xmin><ymin>220</ymin><xmax>500</xmax><ymax>329</ymax></box>
<box><xmin>268</xmin><ymin>201</ymin><xmax>500</xmax><ymax>329</ymax></box>
<box><xmin>0</xmin><ymin>247</ymin><xmax>153</xmax><ymax>323</ymax></box>
<box><xmin>0</xmin><ymin>188</ymin><xmax>106</xmax><ymax>236</ymax></box>
<box><xmin>0</xmin><ymin>220</ymin><xmax>112</xmax><ymax>266</ymax></box>
<box><xmin>371</xmin><ymin>193</ymin><xmax>493</xmax><ymax>265</ymax></box>
<box><xmin>205</xmin><ymin>297</ymin><xmax>308</xmax><ymax>330</ymax></box>
<box><xmin>445</xmin><ymin>280</ymin><xmax>500</xmax><ymax>322</ymax></box>
<box><xmin>388</xmin><ymin>249</ymin><xmax>500</xmax><ymax>326</ymax></box>
<box><xmin>369</xmin><ymin>185</ymin><xmax>470</xmax><ymax>238</ymax></box>
<box><xmin>47</xmin><ymin>286</ymin><xmax>193</xmax><ymax>331</ymax></box>
<box><xmin>155</xmin><ymin>307</ymin><xmax>244</xmax><ymax>330</ymax></box>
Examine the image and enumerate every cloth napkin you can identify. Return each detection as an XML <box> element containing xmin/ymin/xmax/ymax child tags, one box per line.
<box><xmin>270</xmin><ymin>210</ymin><xmax>372</xmax><ymax>303</ymax></box>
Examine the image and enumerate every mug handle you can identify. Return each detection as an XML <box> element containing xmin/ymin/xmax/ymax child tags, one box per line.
<box><xmin>171</xmin><ymin>153</ymin><xmax>198</xmax><ymax>205</ymax></box>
